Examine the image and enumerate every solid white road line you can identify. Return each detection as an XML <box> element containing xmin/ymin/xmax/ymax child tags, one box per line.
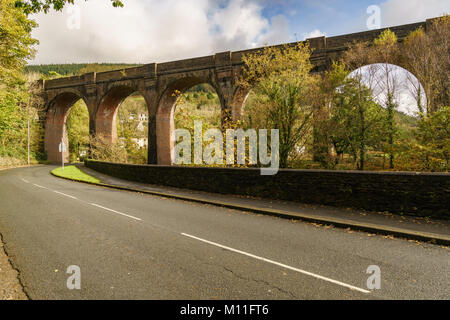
<box><xmin>90</xmin><ymin>203</ymin><xmax>142</xmax><ymax>221</ymax></box>
<box><xmin>181</xmin><ymin>233</ymin><xmax>371</xmax><ymax>294</ymax></box>
<box><xmin>53</xmin><ymin>190</ymin><xmax>78</xmax><ymax>200</ymax></box>
<box><xmin>33</xmin><ymin>183</ymin><xmax>48</xmax><ymax>189</ymax></box>
<box><xmin>21</xmin><ymin>178</ymin><xmax>29</xmax><ymax>183</ymax></box>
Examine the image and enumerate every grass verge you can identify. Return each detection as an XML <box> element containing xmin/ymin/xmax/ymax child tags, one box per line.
<box><xmin>51</xmin><ymin>165</ymin><xmax>101</xmax><ymax>184</ymax></box>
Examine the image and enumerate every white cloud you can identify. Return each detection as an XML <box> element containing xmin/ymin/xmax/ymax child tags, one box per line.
<box><xmin>380</xmin><ymin>0</ymin><xmax>450</xmax><ymax>27</ymax></box>
<box><xmin>256</xmin><ymin>15</ymin><xmax>291</xmax><ymax>46</ymax></box>
<box><xmin>302</xmin><ymin>29</ymin><xmax>326</xmax><ymax>40</ymax></box>
<box><xmin>29</xmin><ymin>0</ymin><xmax>290</xmax><ymax>64</ymax></box>
<box><xmin>212</xmin><ymin>0</ymin><xmax>268</xmax><ymax>47</ymax></box>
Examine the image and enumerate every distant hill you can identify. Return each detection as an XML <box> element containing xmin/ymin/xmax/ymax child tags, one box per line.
<box><xmin>25</xmin><ymin>63</ymin><xmax>142</xmax><ymax>76</ymax></box>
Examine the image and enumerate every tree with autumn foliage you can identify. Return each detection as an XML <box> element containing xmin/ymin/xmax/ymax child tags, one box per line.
<box><xmin>0</xmin><ymin>0</ymin><xmax>38</xmax><ymax>163</ymax></box>
<box><xmin>240</xmin><ymin>44</ymin><xmax>317</xmax><ymax>168</ymax></box>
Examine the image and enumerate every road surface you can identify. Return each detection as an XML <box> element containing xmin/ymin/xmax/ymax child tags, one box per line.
<box><xmin>0</xmin><ymin>166</ymin><xmax>448</xmax><ymax>299</ymax></box>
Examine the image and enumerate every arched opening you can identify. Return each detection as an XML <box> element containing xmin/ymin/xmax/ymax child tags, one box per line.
<box><xmin>175</xmin><ymin>83</ymin><xmax>221</xmax><ymax>132</ymax></box>
<box><xmin>117</xmin><ymin>93</ymin><xmax>149</xmax><ymax>164</ymax></box>
<box><xmin>349</xmin><ymin>63</ymin><xmax>427</xmax><ymax>116</ymax></box>
<box><xmin>66</xmin><ymin>100</ymin><xmax>90</xmax><ymax>163</ymax></box>
<box><xmin>95</xmin><ymin>87</ymin><xmax>149</xmax><ymax>164</ymax></box>
<box><xmin>328</xmin><ymin>63</ymin><xmax>428</xmax><ymax>170</ymax></box>
<box><xmin>174</xmin><ymin>83</ymin><xmax>222</xmax><ymax>165</ymax></box>
<box><xmin>156</xmin><ymin>78</ymin><xmax>222</xmax><ymax>165</ymax></box>
<box><xmin>44</xmin><ymin>91</ymin><xmax>89</xmax><ymax>164</ymax></box>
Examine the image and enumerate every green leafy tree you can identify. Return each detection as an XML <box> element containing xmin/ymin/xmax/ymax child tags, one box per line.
<box><xmin>90</xmin><ymin>134</ymin><xmax>127</xmax><ymax>163</ymax></box>
<box><xmin>415</xmin><ymin>106</ymin><xmax>449</xmax><ymax>171</ymax></box>
<box><xmin>15</xmin><ymin>0</ymin><xmax>123</xmax><ymax>14</ymax></box>
<box><xmin>329</xmin><ymin>73</ymin><xmax>384</xmax><ymax>170</ymax></box>
<box><xmin>66</xmin><ymin>100</ymin><xmax>89</xmax><ymax>162</ymax></box>
<box><xmin>240</xmin><ymin>43</ymin><xmax>316</xmax><ymax>168</ymax></box>
<box><xmin>173</xmin><ymin>86</ymin><xmax>222</xmax><ymax>165</ymax></box>
<box><xmin>343</xmin><ymin>29</ymin><xmax>402</xmax><ymax>169</ymax></box>
<box><xmin>0</xmin><ymin>0</ymin><xmax>38</xmax><ymax>161</ymax></box>
<box><xmin>116</xmin><ymin>94</ymin><xmax>148</xmax><ymax>164</ymax></box>
<box><xmin>310</xmin><ymin>61</ymin><xmax>349</xmax><ymax>168</ymax></box>
<box><xmin>373</xmin><ymin>29</ymin><xmax>400</xmax><ymax>169</ymax></box>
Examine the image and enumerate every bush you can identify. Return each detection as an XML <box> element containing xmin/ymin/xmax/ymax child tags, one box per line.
<box><xmin>90</xmin><ymin>135</ymin><xmax>128</xmax><ymax>163</ymax></box>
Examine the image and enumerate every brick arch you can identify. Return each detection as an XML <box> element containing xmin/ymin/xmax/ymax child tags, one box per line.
<box><xmin>156</xmin><ymin>76</ymin><xmax>221</xmax><ymax>165</ymax></box>
<box><xmin>340</xmin><ymin>44</ymin><xmax>421</xmax><ymax>81</ymax></box>
<box><xmin>95</xmin><ymin>85</ymin><xmax>146</xmax><ymax>144</ymax></box>
<box><xmin>44</xmin><ymin>90</ymin><xmax>89</xmax><ymax>163</ymax></box>
<box><xmin>346</xmin><ymin>58</ymin><xmax>415</xmax><ymax>76</ymax></box>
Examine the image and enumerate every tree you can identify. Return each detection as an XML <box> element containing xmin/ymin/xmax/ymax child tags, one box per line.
<box><xmin>415</xmin><ymin>106</ymin><xmax>449</xmax><ymax>171</ymax></box>
<box><xmin>25</xmin><ymin>72</ymin><xmax>46</xmax><ymax>161</ymax></box>
<box><xmin>400</xmin><ymin>16</ymin><xmax>449</xmax><ymax>171</ymax></box>
<box><xmin>66</xmin><ymin>100</ymin><xmax>89</xmax><ymax>162</ymax></box>
<box><xmin>15</xmin><ymin>0</ymin><xmax>123</xmax><ymax>14</ymax></box>
<box><xmin>116</xmin><ymin>95</ymin><xmax>149</xmax><ymax>164</ymax></box>
<box><xmin>0</xmin><ymin>0</ymin><xmax>38</xmax><ymax>160</ymax></box>
<box><xmin>90</xmin><ymin>134</ymin><xmax>127</xmax><ymax>163</ymax></box>
<box><xmin>402</xmin><ymin>16</ymin><xmax>450</xmax><ymax>115</ymax></box>
<box><xmin>402</xmin><ymin>28</ymin><xmax>429</xmax><ymax>116</ymax></box>
<box><xmin>310</xmin><ymin>61</ymin><xmax>349</xmax><ymax>168</ymax></box>
<box><xmin>369</xmin><ymin>30</ymin><xmax>401</xmax><ymax>169</ymax></box>
<box><xmin>0</xmin><ymin>0</ymin><xmax>37</xmax><ymax>85</ymax></box>
<box><xmin>240</xmin><ymin>44</ymin><xmax>316</xmax><ymax>168</ymax></box>
<box><xmin>325</xmin><ymin>63</ymin><xmax>383</xmax><ymax>170</ymax></box>
<box><xmin>344</xmin><ymin>29</ymin><xmax>402</xmax><ymax>169</ymax></box>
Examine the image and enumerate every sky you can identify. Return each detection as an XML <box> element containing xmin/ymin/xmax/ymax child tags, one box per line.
<box><xmin>29</xmin><ymin>0</ymin><xmax>450</xmax><ymax>65</ymax></box>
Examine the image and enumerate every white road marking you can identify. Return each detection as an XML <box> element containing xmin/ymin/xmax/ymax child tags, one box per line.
<box><xmin>90</xmin><ymin>203</ymin><xmax>142</xmax><ymax>221</ymax></box>
<box><xmin>21</xmin><ymin>178</ymin><xmax>29</xmax><ymax>183</ymax></box>
<box><xmin>33</xmin><ymin>183</ymin><xmax>48</xmax><ymax>189</ymax></box>
<box><xmin>181</xmin><ymin>233</ymin><xmax>371</xmax><ymax>294</ymax></box>
<box><xmin>26</xmin><ymin>180</ymin><xmax>142</xmax><ymax>222</ymax></box>
<box><xmin>53</xmin><ymin>190</ymin><xmax>78</xmax><ymax>200</ymax></box>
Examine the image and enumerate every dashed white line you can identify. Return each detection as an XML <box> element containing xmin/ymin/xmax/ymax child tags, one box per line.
<box><xmin>22</xmin><ymin>176</ymin><xmax>370</xmax><ymax>294</ymax></box>
<box><xmin>21</xmin><ymin>178</ymin><xmax>29</xmax><ymax>183</ymax></box>
<box><xmin>181</xmin><ymin>233</ymin><xmax>371</xmax><ymax>294</ymax></box>
<box><xmin>33</xmin><ymin>183</ymin><xmax>48</xmax><ymax>189</ymax></box>
<box><xmin>90</xmin><ymin>203</ymin><xmax>142</xmax><ymax>221</ymax></box>
<box><xmin>25</xmin><ymin>179</ymin><xmax>142</xmax><ymax>222</ymax></box>
<box><xmin>53</xmin><ymin>190</ymin><xmax>78</xmax><ymax>200</ymax></box>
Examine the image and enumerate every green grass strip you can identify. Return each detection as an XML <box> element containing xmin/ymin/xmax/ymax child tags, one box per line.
<box><xmin>51</xmin><ymin>166</ymin><xmax>101</xmax><ymax>184</ymax></box>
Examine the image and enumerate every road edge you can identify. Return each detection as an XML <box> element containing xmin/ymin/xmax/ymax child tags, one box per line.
<box><xmin>0</xmin><ymin>232</ymin><xmax>29</xmax><ymax>300</ymax></box>
<box><xmin>0</xmin><ymin>165</ymin><xmax>42</xmax><ymax>300</ymax></box>
<box><xmin>50</xmin><ymin>170</ymin><xmax>450</xmax><ymax>246</ymax></box>
<box><xmin>0</xmin><ymin>164</ymin><xmax>42</xmax><ymax>172</ymax></box>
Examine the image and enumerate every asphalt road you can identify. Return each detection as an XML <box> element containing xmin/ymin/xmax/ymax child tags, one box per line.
<box><xmin>0</xmin><ymin>166</ymin><xmax>448</xmax><ymax>300</ymax></box>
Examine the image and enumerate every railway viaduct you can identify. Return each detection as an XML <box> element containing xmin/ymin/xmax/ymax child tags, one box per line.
<box><xmin>39</xmin><ymin>19</ymin><xmax>433</xmax><ymax>165</ymax></box>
